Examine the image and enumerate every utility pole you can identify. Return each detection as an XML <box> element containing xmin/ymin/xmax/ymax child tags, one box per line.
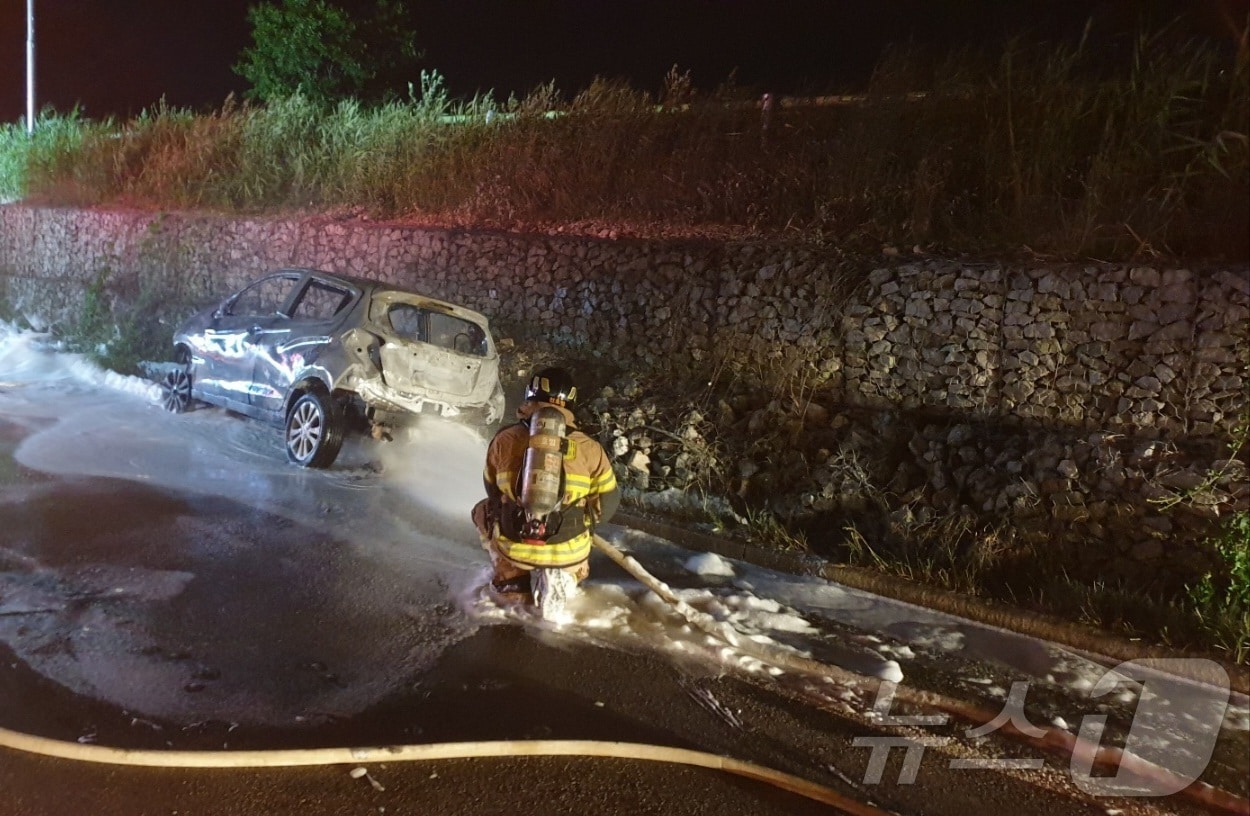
<box><xmin>26</xmin><ymin>0</ymin><xmax>36</xmax><ymax>134</ymax></box>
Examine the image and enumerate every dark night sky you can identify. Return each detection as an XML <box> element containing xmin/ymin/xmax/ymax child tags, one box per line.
<box><xmin>1</xmin><ymin>1</ymin><xmax>1245</xmax><ymax>123</ymax></box>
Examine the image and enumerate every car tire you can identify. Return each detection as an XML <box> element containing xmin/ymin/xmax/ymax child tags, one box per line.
<box><xmin>285</xmin><ymin>391</ymin><xmax>345</xmax><ymax>468</ymax></box>
<box><xmin>162</xmin><ymin>348</ymin><xmax>195</xmax><ymax>413</ymax></box>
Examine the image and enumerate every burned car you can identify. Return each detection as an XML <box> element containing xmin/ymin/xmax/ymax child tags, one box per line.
<box><xmin>162</xmin><ymin>268</ymin><xmax>505</xmax><ymax>468</ymax></box>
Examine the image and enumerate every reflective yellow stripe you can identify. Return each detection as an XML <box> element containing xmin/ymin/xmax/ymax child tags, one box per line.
<box><xmin>497</xmin><ymin>532</ymin><xmax>593</xmax><ymax>568</ymax></box>
<box><xmin>562</xmin><ymin>470</ymin><xmax>614</xmax><ymax>504</ymax></box>
<box><xmin>490</xmin><ymin>468</ymin><xmax>519</xmax><ymax>501</ymax></box>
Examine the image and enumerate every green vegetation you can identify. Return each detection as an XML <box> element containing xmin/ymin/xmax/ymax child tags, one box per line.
<box><xmin>63</xmin><ymin>268</ymin><xmax>173</xmax><ymax>376</ymax></box>
<box><xmin>234</xmin><ymin>0</ymin><xmax>421</xmax><ymax>105</ymax></box>
<box><xmin>1</xmin><ymin>26</ymin><xmax>1246</xmax><ymax>259</ymax></box>
<box><xmin>1185</xmin><ymin>415</ymin><xmax>1250</xmax><ymax>663</ymax></box>
<box><xmin>1188</xmin><ymin>514</ymin><xmax>1250</xmax><ymax>663</ymax></box>
<box><xmin>51</xmin><ymin>218</ymin><xmax>203</xmax><ymax>376</ymax></box>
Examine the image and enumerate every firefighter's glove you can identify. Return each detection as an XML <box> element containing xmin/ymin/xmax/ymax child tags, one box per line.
<box><xmin>585</xmin><ymin>495</ymin><xmax>603</xmax><ymax>527</ymax></box>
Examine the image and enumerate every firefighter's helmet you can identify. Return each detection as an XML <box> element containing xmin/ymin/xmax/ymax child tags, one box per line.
<box><xmin>524</xmin><ymin>367</ymin><xmax>577</xmax><ymax>408</ymax></box>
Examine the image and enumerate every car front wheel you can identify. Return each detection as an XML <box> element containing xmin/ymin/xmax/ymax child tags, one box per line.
<box><xmin>285</xmin><ymin>391</ymin><xmax>345</xmax><ymax>468</ymax></box>
<box><xmin>162</xmin><ymin>349</ymin><xmax>194</xmax><ymax>413</ymax></box>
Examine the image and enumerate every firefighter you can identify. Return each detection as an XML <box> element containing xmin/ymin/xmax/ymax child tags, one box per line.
<box><xmin>473</xmin><ymin>367</ymin><xmax>620</xmax><ymax>614</ymax></box>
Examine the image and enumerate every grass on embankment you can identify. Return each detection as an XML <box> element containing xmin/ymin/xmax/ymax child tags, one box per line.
<box><xmin>1</xmin><ymin>28</ymin><xmax>1246</xmax><ymax>260</ymax></box>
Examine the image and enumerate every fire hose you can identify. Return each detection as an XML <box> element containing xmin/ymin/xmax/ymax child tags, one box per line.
<box><xmin>0</xmin><ymin>725</ymin><xmax>884</xmax><ymax>814</ymax></box>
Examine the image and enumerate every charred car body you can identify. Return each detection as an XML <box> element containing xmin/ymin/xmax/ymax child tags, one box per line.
<box><xmin>162</xmin><ymin>268</ymin><xmax>505</xmax><ymax>468</ymax></box>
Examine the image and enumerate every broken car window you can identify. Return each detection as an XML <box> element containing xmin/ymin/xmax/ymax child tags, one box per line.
<box><xmin>290</xmin><ymin>280</ymin><xmax>352</xmax><ymax>322</ymax></box>
<box><xmin>386</xmin><ymin>303</ymin><xmax>425</xmax><ymax>342</ymax></box>
<box><xmin>428</xmin><ymin>311</ymin><xmax>487</xmax><ymax>357</ymax></box>
<box><xmin>227</xmin><ymin>276</ymin><xmax>297</xmax><ymax>317</ymax></box>
<box><xmin>384</xmin><ymin>304</ymin><xmax>487</xmax><ymax>356</ymax></box>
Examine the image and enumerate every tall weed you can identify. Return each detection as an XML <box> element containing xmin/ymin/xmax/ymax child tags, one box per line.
<box><xmin>1186</xmin><ymin>412</ymin><xmax>1250</xmax><ymax>662</ymax></box>
<box><xmin>4</xmin><ymin>26</ymin><xmax>1246</xmax><ymax>258</ymax></box>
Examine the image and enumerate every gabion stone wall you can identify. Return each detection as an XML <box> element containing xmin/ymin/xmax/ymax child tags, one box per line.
<box><xmin>1</xmin><ymin>205</ymin><xmax>1244</xmax><ymax>444</ymax></box>
<box><xmin>840</xmin><ymin>263</ymin><xmax>1249</xmax><ymax>440</ymax></box>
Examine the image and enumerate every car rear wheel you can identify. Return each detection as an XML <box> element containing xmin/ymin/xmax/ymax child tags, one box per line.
<box><xmin>162</xmin><ymin>349</ymin><xmax>194</xmax><ymax>413</ymax></box>
<box><xmin>285</xmin><ymin>391</ymin><xmax>345</xmax><ymax>468</ymax></box>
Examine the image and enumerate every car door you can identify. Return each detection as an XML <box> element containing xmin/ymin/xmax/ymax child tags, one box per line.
<box><xmin>247</xmin><ymin>275</ymin><xmax>357</xmax><ymax>418</ymax></box>
<box><xmin>196</xmin><ymin>273</ymin><xmax>301</xmax><ymax>413</ymax></box>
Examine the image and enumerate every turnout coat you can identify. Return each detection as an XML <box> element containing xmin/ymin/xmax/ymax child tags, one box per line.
<box><xmin>480</xmin><ymin>401</ymin><xmax>620</xmax><ymax>569</ymax></box>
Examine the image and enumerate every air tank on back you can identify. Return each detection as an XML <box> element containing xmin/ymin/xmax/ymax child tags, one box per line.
<box><xmin>520</xmin><ymin>405</ymin><xmax>567</xmax><ymax>520</ymax></box>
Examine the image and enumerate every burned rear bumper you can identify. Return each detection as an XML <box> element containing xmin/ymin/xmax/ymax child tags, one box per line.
<box><xmin>354</xmin><ymin>377</ymin><xmax>505</xmax><ymax>425</ymax></box>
